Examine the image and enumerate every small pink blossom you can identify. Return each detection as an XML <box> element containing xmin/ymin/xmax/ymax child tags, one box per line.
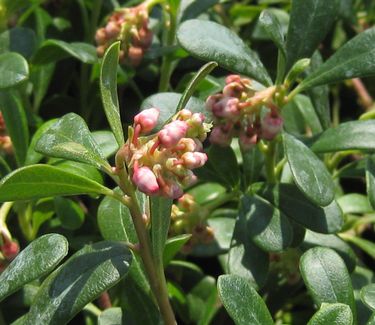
<box><xmin>209</xmin><ymin>126</ymin><xmax>232</xmax><ymax>146</ymax></box>
<box><xmin>212</xmin><ymin>97</ymin><xmax>240</xmax><ymax>120</ymax></box>
<box><xmin>134</xmin><ymin>108</ymin><xmax>160</xmax><ymax>133</ymax></box>
<box><xmin>261</xmin><ymin>113</ymin><xmax>283</xmax><ymax>140</ymax></box>
<box><xmin>158</xmin><ymin>120</ymin><xmax>188</xmax><ymax>148</ymax></box>
<box><xmin>181</xmin><ymin>152</ymin><xmax>207</xmax><ymax>169</ymax></box>
<box><xmin>239</xmin><ymin>131</ymin><xmax>258</xmax><ymax>151</ymax></box>
<box><xmin>0</xmin><ymin>241</ymin><xmax>19</xmax><ymax>261</ymax></box>
<box><xmin>132</xmin><ymin>166</ymin><xmax>159</xmax><ymax>195</ymax></box>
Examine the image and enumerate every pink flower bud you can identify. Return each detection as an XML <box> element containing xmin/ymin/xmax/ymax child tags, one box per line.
<box><xmin>95</xmin><ymin>28</ymin><xmax>107</xmax><ymax>45</ymax></box>
<box><xmin>176</xmin><ymin>138</ymin><xmax>201</xmax><ymax>152</ymax></box>
<box><xmin>158</xmin><ymin>120</ymin><xmax>188</xmax><ymax>148</ymax></box>
<box><xmin>225</xmin><ymin>74</ymin><xmax>242</xmax><ymax>84</ymax></box>
<box><xmin>96</xmin><ymin>45</ymin><xmax>106</xmax><ymax>58</ymax></box>
<box><xmin>261</xmin><ymin>113</ymin><xmax>283</xmax><ymax>140</ymax></box>
<box><xmin>209</xmin><ymin>126</ymin><xmax>232</xmax><ymax>146</ymax></box>
<box><xmin>181</xmin><ymin>152</ymin><xmax>207</xmax><ymax>169</ymax></box>
<box><xmin>132</xmin><ymin>166</ymin><xmax>160</xmax><ymax>195</ymax></box>
<box><xmin>134</xmin><ymin>108</ymin><xmax>160</xmax><ymax>133</ymax></box>
<box><xmin>223</xmin><ymin>82</ymin><xmax>244</xmax><ymax>98</ymax></box>
<box><xmin>239</xmin><ymin>130</ymin><xmax>258</xmax><ymax>151</ymax></box>
<box><xmin>212</xmin><ymin>97</ymin><xmax>240</xmax><ymax>120</ymax></box>
<box><xmin>127</xmin><ymin>46</ymin><xmax>144</xmax><ymax>66</ymax></box>
<box><xmin>162</xmin><ymin>182</ymin><xmax>184</xmax><ymax>199</ymax></box>
<box><xmin>137</xmin><ymin>27</ymin><xmax>153</xmax><ymax>48</ymax></box>
<box><xmin>206</xmin><ymin>94</ymin><xmax>223</xmax><ymax>112</ymax></box>
<box><xmin>105</xmin><ymin>21</ymin><xmax>120</xmax><ymax>39</ymax></box>
<box><xmin>1</xmin><ymin>241</ymin><xmax>19</xmax><ymax>261</ymax></box>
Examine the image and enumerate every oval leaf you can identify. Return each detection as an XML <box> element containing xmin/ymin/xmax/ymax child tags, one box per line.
<box><xmin>35</xmin><ymin>113</ymin><xmax>111</xmax><ymax>172</ymax></box>
<box><xmin>218</xmin><ymin>274</ymin><xmax>274</xmax><ymax>325</ymax></box>
<box><xmin>258</xmin><ymin>10</ymin><xmax>286</xmax><ymax>56</ymax></box>
<box><xmin>307</xmin><ymin>303</ymin><xmax>353</xmax><ymax>325</ymax></box>
<box><xmin>0</xmin><ymin>52</ymin><xmax>29</xmax><ymax>88</ymax></box>
<box><xmin>177</xmin><ymin>19</ymin><xmax>271</xmax><ymax>86</ymax></box>
<box><xmin>361</xmin><ymin>284</ymin><xmax>375</xmax><ymax>311</ymax></box>
<box><xmin>283</xmin><ymin>132</ymin><xmax>335</xmax><ymax>206</ymax></box>
<box><xmin>25</xmin><ymin>241</ymin><xmax>132</xmax><ymax>325</ymax></box>
<box><xmin>0</xmin><ymin>234</ymin><xmax>68</xmax><ymax>302</ymax></box>
<box><xmin>54</xmin><ymin>197</ymin><xmax>85</xmax><ymax>230</ymax></box>
<box><xmin>0</xmin><ymin>164</ymin><xmax>112</xmax><ymax>202</ymax></box>
<box><xmin>100</xmin><ymin>42</ymin><xmax>124</xmax><ymax>147</ymax></box>
<box><xmin>300</xmin><ymin>247</ymin><xmax>357</xmax><ymax>318</ymax></box>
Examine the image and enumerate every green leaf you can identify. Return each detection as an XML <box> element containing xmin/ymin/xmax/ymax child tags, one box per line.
<box><xmin>301</xmin><ymin>230</ymin><xmax>357</xmax><ymax>273</ymax></box>
<box><xmin>176</xmin><ymin>61</ymin><xmax>218</xmax><ymax>111</ymax></box>
<box><xmin>218</xmin><ymin>274</ymin><xmax>274</xmax><ymax>325</ymax></box>
<box><xmin>32</xmin><ymin>39</ymin><xmax>97</xmax><ymax>64</ymax></box>
<box><xmin>0</xmin><ymin>27</ymin><xmax>37</xmax><ymax>59</ymax></box>
<box><xmin>0</xmin><ymin>164</ymin><xmax>112</xmax><ymax>202</ymax></box>
<box><xmin>92</xmin><ymin>131</ymin><xmax>119</xmax><ymax>159</ymax></box>
<box><xmin>0</xmin><ymin>90</ymin><xmax>29</xmax><ymax>166</ymax></box>
<box><xmin>258</xmin><ymin>9</ymin><xmax>286</xmax><ymax>56</ymax></box>
<box><xmin>25</xmin><ymin>241</ymin><xmax>132</xmax><ymax>325</ymax></box>
<box><xmin>151</xmin><ymin>196</ymin><xmax>172</xmax><ymax>267</ymax></box>
<box><xmin>342</xmin><ymin>234</ymin><xmax>375</xmax><ymax>259</ymax></box>
<box><xmin>177</xmin><ymin>19</ymin><xmax>272</xmax><ymax>86</ymax></box>
<box><xmin>244</xmin><ymin>195</ymin><xmax>293</xmax><ymax>252</ymax></box>
<box><xmin>298</xmin><ymin>27</ymin><xmax>375</xmax><ymax>91</ymax></box>
<box><xmin>0</xmin><ymin>234</ymin><xmax>68</xmax><ymax>302</ymax></box>
<box><xmin>98</xmin><ymin>308</ymin><xmax>124</xmax><ymax>325</ymax></box>
<box><xmin>285</xmin><ymin>0</ymin><xmax>339</xmax><ymax>71</ymax></box>
<box><xmin>241</xmin><ymin>145</ymin><xmax>264</xmax><ymax>188</ymax></box>
<box><xmin>100</xmin><ymin>42</ymin><xmax>124</xmax><ymax>147</ymax></box>
<box><xmin>141</xmin><ymin>92</ymin><xmax>206</xmax><ymax>131</ymax></box>
<box><xmin>187</xmin><ymin>182</ymin><xmax>226</xmax><ymax>205</ymax></box>
<box><xmin>361</xmin><ymin>284</ymin><xmax>375</xmax><ymax>311</ymax></box>
<box><xmin>257</xmin><ymin>184</ymin><xmax>343</xmax><ymax>234</ymax></box>
<box><xmin>337</xmin><ymin>193</ymin><xmax>372</xmax><ymax>215</ymax></box>
<box><xmin>54</xmin><ymin>197</ymin><xmax>85</xmax><ymax>230</ymax></box>
<box><xmin>0</xmin><ymin>52</ymin><xmax>29</xmax><ymax>88</ymax></box>
<box><xmin>283</xmin><ymin>132</ymin><xmax>335</xmax><ymax>206</ymax></box>
<box><xmin>300</xmin><ymin>247</ymin><xmax>357</xmax><ymax>319</ymax></box>
<box><xmin>311</xmin><ymin>120</ymin><xmax>375</xmax><ymax>153</ymax></box>
<box><xmin>366</xmin><ymin>155</ymin><xmax>375</xmax><ymax>210</ymax></box>
<box><xmin>307</xmin><ymin>303</ymin><xmax>353</xmax><ymax>325</ymax></box>
<box><xmin>35</xmin><ymin>113</ymin><xmax>111</xmax><ymax>172</ymax></box>
<box><xmin>292</xmin><ymin>94</ymin><xmax>323</xmax><ymax>134</ymax></box>
<box><xmin>163</xmin><ymin>234</ymin><xmax>192</xmax><ymax>266</ymax></box>
<box><xmin>179</xmin><ymin>0</ymin><xmax>219</xmax><ymax>22</ymax></box>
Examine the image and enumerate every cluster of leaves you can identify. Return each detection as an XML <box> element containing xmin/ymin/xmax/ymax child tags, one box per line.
<box><xmin>1</xmin><ymin>0</ymin><xmax>375</xmax><ymax>324</ymax></box>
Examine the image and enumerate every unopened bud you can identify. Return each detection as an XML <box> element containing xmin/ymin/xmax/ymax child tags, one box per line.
<box><xmin>132</xmin><ymin>166</ymin><xmax>159</xmax><ymax>195</ymax></box>
<box><xmin>134</xmin><ymin>108</ymin><xmax>160</xmax><ymax>133</ymax></box>
<box><xmin>261</xmin><ymin>113</ymin><xmax>283</xmax><ymax>140</ymax></box>
<box><xmin>212</xmin><ymin>97</ymin><xmax>240</xmax><ymax>120</ymax></box>
<box><xmin>1</xmin><ymin>241</ymin><xmax>19</xmax><ymax>261</ymax></box>
<box><xmin>127</xmin><ymin>46</ymin><xmax>144</xmax><ymax>66</ymax></box>
<box><xmin>158</xmin><ymin>120</ymin><xmax>188</xmax><ymax>148</ymax></box>
<box><xmin>105</xmin><ymin>21</ymin><xmax>121</xmax><ymax>38</ymax></box>
<box><xmin>95</xmin><ymin>28</ymin><xmax>107</xmax><ymax>45</ymax></box>
<box><xmin>209</xmin><ymin>126</ymin><xmax>232</xmax><ymax>146</ymax></box>
<box><xmin>181</xmin><ymin>152</ymin><xmax>207</xmax><ymax>169</ymax></box>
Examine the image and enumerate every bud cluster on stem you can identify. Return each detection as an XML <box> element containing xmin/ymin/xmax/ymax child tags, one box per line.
<box><xmin>95</xmin><ymin>3</ymin><xmax>153</xmax><ymax>66</ymax></box>
<box><xmin>0</xmin><ymin>112</ymin><xmax>12</xmax><ymax>154</ymax></box>
<box><xmin>206</xmin><ymin>75</ymin><xmax>283</xmax><ymax>150</ymax></box>
<box><xmin>122</xmin><ymin>108</ymin><xmax>211</xmax><ymax>199</ymax></box>
<box><xmin>0</xmin><ymin>232</ymin><xmax>19</xmax><ymax>273</ymax></box>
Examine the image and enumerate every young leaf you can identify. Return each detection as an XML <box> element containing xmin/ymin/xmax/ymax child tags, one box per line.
<box><xmin>283</xmin><ymin>132</ymin><xmax>335</xmax><ymax>206</ymax></box>
<box><xmin>92</xmin><ymin>131</ymin><xmax>119</xmax><ymax>159</ymax></box>
<box><xmin>0</xmin><ymin>234</ymin><xmax>68</xmax><ymax>302</ymax></box>
<box><xmin>342</xmin><ymin>235</ymin><xmax>375</xmax><ymax>259</ymax></box>
<box><xmin>257</xmin><ymin>184</ymin><xmax>343</xmax><ymax>234</ymax></box>
<box><xmin>0</xmin><ymin>90</ymin><xmax>29</xmax><ymax>166</ymax></box>
<box><xmin>177</xmin><ymin>19</ymin><xmax>272</xmax><ymax>86</ymax></box>
<box><xmin>285</xmin><ymin>0</ymin><xmax>339</xmax><ymax>71</ymax></box>
<box><xmin>0</xmin><ymin>164</ymin><xmax>112</xmax><ymax>202</ymax></box>
<box><xmin>361</xmin><ymin>284</ymin><xmax>375</xmax><ymax>311</ymax></box>
<box><xmin>366</xmin><ymin>155</ymin><xmax>375</xmax><ymax>210</ymax></box>
<box><xmin>307</xmin><ymin>303</ymin><xmax>353</xmax><ymax>325</ymax></box>
<box><xmin>100</xmin><ymin>42</ymin><xmax>124</xmax><ymax>147</ymax></box>
<box><xmin>25</xmin><ymin>241</ymin><xmax>132</xmax><ymax>325</ymax></box>
<box><xmin>218</xmin><ymin>274</ymin><xmax>274</xmax><ymax>325</ymax></box>
<box><xmin>150</xmin><ymin>196</ymin><xmax>172</xmax><ymax>267</ymax></box>
<box><xmin>298</xmin><ymin>27</ymin><xmax>375</xmax><ymax>91</ymax></box>
<box><xmin>300</xmin><ymin>247</ymin><xmax>357</xmax><ymax>319</ymax></box>
<box><xmin>54</xmin><ymin>197</ymin><xmax>85</xmax><ymax>230</ymax></box>
<box><xmin>0</xmin><ymin>52</ymin><xmax>29</xmax><ymax>88</ymax></box>
<box><xmin>244</xmin><ymin>195</ymin><xmax>293</xmax><ymax>252</ymax></box>
<box><xmin>163</xmin><ymin>234</ymin><xmax>192</xmax><ymax>266</ymax></box>
<box><xmin>258</xmin><ymin>10</ymin><xmax>286</xmax><ymax>56</ymax></box>
<box><xmin>0</xmin><ymin>27</ymin><xmax>37</xmax><ymax>59</ymax></box>
<box><xmin>311</xmin><ymin>120</ymin><xmax>375</xmax><ymax>153</ymax></box>
<box><xmin>32</xmin><ymin>39</ymin><xmax>97</xmax><ymax>64</ymax></box>
<box><xmin>35</xmin><ymin>113</ymin><xmax>111</xmax><ymax>172</ymax></box>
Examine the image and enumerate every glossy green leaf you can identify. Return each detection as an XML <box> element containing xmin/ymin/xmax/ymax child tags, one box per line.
<box><xmin>283</xmin><ymin>132</ymin><xmax>335</xmax><ymax>206</ymax></box>
<box><xmin>0</xmin><ymin>27</ymin><xmax>37</xmax><ymax>59</ymax></box>
<box><xmin>302</xmin><ymin>230</ymin><xmax>357</xmax><ymax>273</ymax></box>
<box><xmin>0</xmin><ymin>52</ymin><xmax>29</xmax><ymax>88</ymax></box>
<box><xmin>177</xmin><ymin>19</ymin><xmax>272</xmax><ymax>86</ymax></box>
<box><xmin>176</xmin><ymin>61</ymin><xmax>218</xmax><ymax>111</ymax></box>
<box><xmin>292</xmin><ymin>94</ymin><xmax>323</xmax><ymax>134</ymax></box>
<box><xmin>179</xmin><ymin>0</ymin><xmax>219</xmax><ymax>22</ymax></box>
<box><xmin>298</xmin><ymin>27</ymin><xmax>375</xmax><ymax>91</ymax></box>
<box><xmin>257</xmin><ymin>184</ymin><xmax>343</xmax><ymax>234</ymax></box>
<box><xmin>163</xmin><ymin>234</ymin><xmax>192</xmax><ymax>266</ymax></box>
<box><xmin>228</xmin><ymin>200</ymin><xmax>269</xmax><ymax>289</ymax></box>
<box><xmin>244</xmin><ymin>195</ymin><xmax>293</xmax><ymax>252</ymax></box>
<box><xmin>31</xmin><ymin>198</ymin><xmax>55</xmax><ymax>239</ymax></box>
<box><xmin>337</xmin><ymin>193</ymin><xmax>372</xmax><ymax>215</ymax></box>
<box><xmin>151</xmin><ymin>196</ymin><xmax>172</xmax><ymax>267</ymax></box>
<box><xmin>361</xmin><ymin>284</ymin><xmax>375</xmax><ymax>311</ymax></box>
<box><xmin>187</xmin><ymin>182</ymin><xmax>226</xmax><ymax>205</ymax></box>
<box><xmin>98</xmin><ymin>308</ymin><xmax>124</xmax><ymax>325</ymax></box>
<box><xmin>54</xmin><ymin>197</ymin><xmax>85</xmax><ymax>230</ymax></box>
<box><xmin>141</xmin><ymin>92</ymin><xmax>206</xmax><ymax>131</ymax></box>
<box><xmin>92</xmin><ymin>131</ymin><xmax>119</xmax><ymax>158</ymax></box>
<box><xmin>342</xmin><ymin>235</ymin><xmax>375</xmax><ymax>259</ymax></box>
<box><xmin>32</xmin><ymin>39</ymin><xmax>97</xmax><ymax>64</ymax></box>
<box><xmin>0</xmin><ymin>164</ymin><xmax>112</xmax><ymax>202</ymax></box>
<box><xmin>285</xmin><ymin>0</ymin><xmax>339</xmax><ymax>71</ymax></box>
<box><xmin>25</xmin><ymin>241</ymin><xmax>132</xmax><ymax>325</ymax></box>
<box><xmin>30</xmin><ymin>63</ymin><xmax>55</xmax><ymax>112</ymax></box>
<box><xmin>241</xmin><ymin>145</ymin><xmax>264</xmax><ymax>188</ymax></box>
<box><xmin>0</xmin><ymin>90</ymin><xmax>29</xmax><ymax>166</ymax></box>
<box><xmin>312</xmin><ymin>120</ymin><xmax>375</xmax><ymax>153</ymax></box>
<box><xmin>218</xmin><ymin>274</ymin><xmax>274</xmax><ymax>325</ymax></box>
<box><xmin>300</xmin><ymin>247</ymin><xmax>356</xmax><ymax>318</ymax></box>
<box><xmin>0</xmin><ymin>234</ymin><xmax>68</xmax><ymax>302</ymax></box>
<box><xmin>366</xmin><ymin>155</ymin><xmax>375</xmax><ymax>210</ymax></box>
<box><xmin>100</xmin><ymin>42</ymin><xmax>124</xmax><ymax>147</ymax></box>
<box><xmin>25</xmin><ymin>119</ymin><xmax>57</xmax><ymax>165</ymax></box>
<box><xmin>35</xmin><ymin>113</ymin><xmax>111</xmax><ymax>172</ymax></box>
<box><xmin>307</xmin><ymin>303</ymin><xmax>353</xmax><ymax>325</ymax></box>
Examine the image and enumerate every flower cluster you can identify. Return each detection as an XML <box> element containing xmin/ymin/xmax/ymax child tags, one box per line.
<box><xmin>171</xmin><ymin>194</ymin><xmax>214</xmax><ymax>253</ymax></box>
<box><xmin>0</xmin><ymin>113</ymin><xmax>12</xmax><ymax>154</ymax></box>
<box><xmin>0</xmin><ymin>233</ymin><xmax>19</xmax><ymax>273</ymax></box>
<box><xmin>123</xmin><ymin>108</ymin><xmax>211</xmax><ymax>199</ymax></box>
<box><xmin>206</xmin><ymin>75</ymin><xmax>283</xmax><ymax>150</ymax></box>
<box><xmin>95</xmin><ymin>4</ymin><xmax>152</xmax><ymax>66</ymax></box>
